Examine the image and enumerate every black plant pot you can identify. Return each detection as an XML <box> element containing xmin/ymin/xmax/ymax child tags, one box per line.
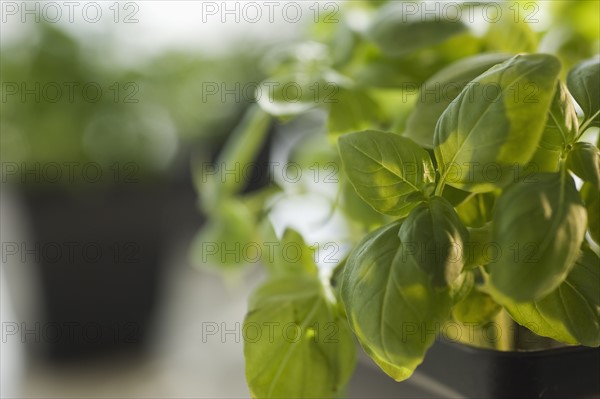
<box><xmin>416</xmin><ymin>339</ymin><xmax>600</xmax><ymax>398</ymax></box>
<box><xmin>349</xmin><ymin>339</ymin><xmax>600</xmax><ymax>398</ymax></box>
<box><xmin>16</xmin><ymin>123</ymin><xmax>275</xmax><ymax>361</ymax></box>
<box><xmin>19</xmin><ymin>182</ymin><xmax>187</xmax><ymax>359</ymax></box>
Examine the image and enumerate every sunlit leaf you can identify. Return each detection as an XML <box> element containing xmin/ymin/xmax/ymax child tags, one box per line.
<box><xmin>434</xmin><ymin>54</ymin><xmax>561</xmax><ymax>192</ymax></box>
<box><xmin>245</xmin><ymin>275</ymin><xmax>356</xmax><ymax>398</ymax></box>
<box><xmin>567</xmin><ymin>56</ymin><xmax>600</xmax><ymax>129</ymax></box>
<box><xmin>339</xmin><ymin>130</ymin><xmax>435</xmax><ymax>216</ymax></box>
<box><xmin>367</xmin><ymin>1</ymin><xmax>466</xmax><ymax>57</ymax></box>
<box><xmin>405</xmin><ymin>53</ymin><xmax>512</xmax><ymax>148</ymax></box>
<box><xmin>502</xmin><ymin>247</ymin><xmax>600</xmax><ymax>347</ymax></box>
<box><xmin>341</xmin><ymin>222</ymin><xmax>451</xmax><ymax>381</ymax></box>
<box><xmin>453</xmin><ymin>287</ymin><xmax>502</xmax><ymax>325</ymax></box>
<box><xmin>489</xmin><ymin>173</ymin><xmax>587</xmax><ymax>301</ymax></box>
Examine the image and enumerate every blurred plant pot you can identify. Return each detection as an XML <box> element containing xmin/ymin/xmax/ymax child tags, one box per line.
<box><xmin>19</xmin><ymin>182</ymin><xmax>174</xmax><ymax>359</ymax></box>
<box><xmin>410</xmin><ymin>339</ymin><xmax>600</xmax><ymax>398</ymax></box>
<box><xmin>14</xmin><ymin>128</ymin><xmax>274</xmax><ymax>360</ymax></box>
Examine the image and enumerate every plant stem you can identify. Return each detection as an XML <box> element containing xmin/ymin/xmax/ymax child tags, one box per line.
<box><xmin>495</xmin><ymin>310</ymin><xmax>514</xmax><ymax>351</ymax></box>
<box><xmin>434</xmin><ymin>179</ymin><xmax>445</xmax><ymax>197</ymax></box>
<box><xmin>575</xmin><ymin>110</ymin><xmax>600</xmax><ymax>141</ymax></box>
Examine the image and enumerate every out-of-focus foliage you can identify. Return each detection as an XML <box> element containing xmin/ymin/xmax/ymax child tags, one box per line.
<box><xmin>1</xmin><ymin>23</ymin><xmax>265</xmax><ymax>182</ymax></box>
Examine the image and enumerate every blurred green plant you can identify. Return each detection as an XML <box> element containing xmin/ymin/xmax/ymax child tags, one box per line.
<box><xmin>1</xmin><ymin>23</ymin><xmax>265</xmax><ymax>185</ymax></box>
<box><xmin>189</xmin><ymin>1</ymin><xmax>599</xmax><ymax>397</ymax></box>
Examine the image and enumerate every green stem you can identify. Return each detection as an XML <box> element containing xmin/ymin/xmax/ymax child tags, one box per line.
<box><xmin>434</xmin><ymin>177</ymin><xmax>445</xmax><ymax>197</ymax></box>
<box><xmin>495</xmin><ymin>310</ymin><xmax>514</xmax><ymax>351</ymax></box>
<box><xmin>216</xmin><ymin>104</ymin><xmax>272</xmax><ymax>197</ymax></box>
<box><xmin>575</xmin><ymin>109</ymin><xmax>600</xmax><ymax>142</ymax></box>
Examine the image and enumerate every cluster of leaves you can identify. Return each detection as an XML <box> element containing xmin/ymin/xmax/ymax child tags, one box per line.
<box><xmin>339</xmin><ymin>53</ymin><xmax>600</xmax><ymax>382</ymax></box>
<box><xmin>192</xmin><ymin>1</ymin><xmax>600</xmax><ymax>397</ymax></box>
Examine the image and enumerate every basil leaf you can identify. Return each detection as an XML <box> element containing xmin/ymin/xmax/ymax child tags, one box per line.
<box><xmin>398</xmin><ymin>197</ymin><xmax>469</xmax><ymax>287</ymax></box>
<box><xmin>440</xmin><ymin>185</ymin><xmax>472</xmax><ymax>207</ymax></box>
<box><xmin>341</xmin><ymin>222</ymin><xmax>451</xmax><ymax>381</ymax></box>
<box><xmin>455</xmin><ymin>192</ymin><xmax>496</xmax><ymax>228</ymax></box>
<box><xmin>340</xmin><ymin>177</ymin><xmax>386</xmax><ymax>227</ymax></box>
<box><xmin>567</xmin><ymin>56</ymin><xmax>600</xmax><ymax>129</ymax></box>
<box><xmin>453</xmin><ymin>288</ymin><xmax>502</xmax><ymax>325</ymax></box>
<box><xmin>464</xmin><ymin>225</ymin><xmax>492</xmax><ymax>270</ymax></box>
<box><xmin>367</xmin><ymin>1</ymin><xmax>466</xmax><ymax>57</ymax></box>
<box><xmin>490</xmin><ymin>173</ymin><xmax>587</xmax><ymax>301</ymax></box>
<box><xmin>190</xmin><ymin>199</ymin><xmax>256</xmax><ymax>269</ymax></box>
<box><xmin>531</xmin><ymin>81</ymin><xmax>580</xmax><ymax>172</ymax></box>
<box><xmin>405</xmin><ymin>53</ymin><xmax>512</xmax><ymax>148</ymax></box>
<box><xmin>244</xmin><ymin>275</ymin><xmax>356</xmax><ymax>398</ymax></box>
<box><xmin>434</xmin><ymin>54</ymin><xmax>561</xmax><ymax>192</ymax></box>
<box><xmin>449</xmin><ymin>270</ymin><xmax>475</xmax><ymax>305</ymax></box>
<box><xmin>338</xmin><ymin>130</ymin><xmax>435</xmax><ymax>216</ymax></box>
<box><xmin>567</xmin><ymin>142</ymin><xmax>600</xmax><ymax>188</ymax></box>
<box><xmin>581</xmin><ymin>182</ymin><xmax>600</xmax><ymax>245</ymax></box>
<box><xmin>266</xmin><ymin>228</ymin><xmax>319</xmax><ymax>276</ymax></box>
<box><xmin>502</xmin><ymin>247</ymin><xmax>600</xmax><ymax>347</ymax></box>
<box><xmin>484</xmin><ymin>8</ymin><xmax>537</xmax><ymax>53</ymax></box>
<box><xmin>544</xmin><ymin>81</ymin><xmax>579</xmax><ymax>149</ymax></box>
<box><xmin>328</xmin><ymin>88</ymin><xmax>382</xmax><ymax>139</ymax></box>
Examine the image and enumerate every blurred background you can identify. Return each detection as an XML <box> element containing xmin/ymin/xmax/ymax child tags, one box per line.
<box><xmin>1</xmin><ymin>1</ymin><xmax>599</xmax><ymax>398</ymax></box>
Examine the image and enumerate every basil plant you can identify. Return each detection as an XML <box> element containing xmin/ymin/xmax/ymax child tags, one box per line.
<box><xmin>338</xmin><ymin>53</ymin><xmax>600</xmax><ymax>383</ymax></box>
<box><xmin>191</xmin><ymin>2</ymin><xmax>600</xmax><ymax>397</ymax></box>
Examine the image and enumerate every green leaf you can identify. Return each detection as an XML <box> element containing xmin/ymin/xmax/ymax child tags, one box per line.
<box><xmin>398</xmin><ymin>197</ymin><xmax>469</xmax><ymax>287</ymax></box>
<box><xmin>434</xmin><ymin>54</ymin><xmax>561</xmax><ymax>192</ymax></box>
<box><xmin>405</xmin><ymin>53</ymin><xmax>512</xmax><ymax>148</ymax></box>
<box><xmin>502</xmin><ymin>247</ymin><xmax>600</xmax><ymax>347</ymax></box>
<box><xmin>453</xmin><ymin>287</ymin><xmax>502</xmax><ymax>325</ymax></box>
<box><xmin>367</xmin><ymin>2</ymin><xmax>466</xmax><ymax>57</ymax></box>
<box><xmin>567</xmin><ymin>142</ymin><xmax>600</xmax><ymax>188</ymax></box>
<box><xmin>440</xmin><ymin>185</ymin><xmax>472</xmax><ymax>207</ymax></box>
<box><xmin>327</xmin><ymin>88</ymin><xmax>382</xmax><ymax>139</ymax></box>
<box><xmin>455</xmin><ymin>192</ymin><xmax>496</xmax><ymax>228</ymax></box>
<box><xmin>531</xmin><ymin>81</ymin><xmax>580</xmax><ymax>172</ymax></box>
<box><xmin>338</xmin><ymin>130</ymin><xmax>435</xmax><ymax>216</ymax></box>
<box><xmin>567</xmin><ymin>56</ymin><xmax>600</xmax><ymax>129</ymax></box>
<box><xmin>265</xmin><ymin>228</ymin><xmax>319</xmax><ymax>277</ymax></box>
<box><xmin>580</xmin><ymin>182</ymin><xmax>600</xmax><ymax>245</ymax></box>
<box><xmin>449</xmin><ymin>270</ymin><xmax>475</xmax><ymax>305</ymax></box>
<box><xmin>189</xmin><ymin>199</ymin><xmax>256</xmax><ymax>269</ymax></box>
<box><xmin>244</xmin><ymin>275</ymin><xmax>356</xmax><ymax>398</ymax></box>
<box><xmin>341</xmin><ymin>221</ymin><xmax>451</xmax><ymax>381</ymax></box>
<box><xmin>489</xmin><ymin>173</ymin><xmax>587</xmax><ymax>301</ymax></box>
<box><xmin>464</xmin><ymin>225</ymin><xmax>492</xmax><ymax>270</ymax></box>
<box><xmin>484</xmin><ymin>8</ymin><xmax>537</xmax><ymax>53</ymax></box>
<box><xmin>543</xmin><ymin>81</ymin><xmax>579</xmax><ymax>149</ymax></box>
<box><xmin>340</xmin><ymin>177</ymin><xmax>386</xmax><ymax>227</ymax></box>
